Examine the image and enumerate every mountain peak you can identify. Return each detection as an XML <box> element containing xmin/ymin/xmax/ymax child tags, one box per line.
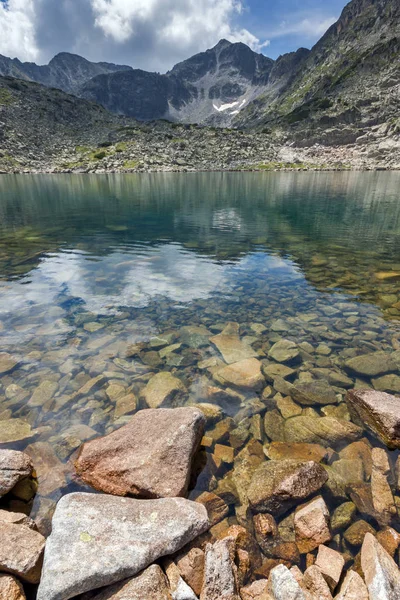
<box><xmin>214</xmin><ymin>39</ymin><xmax>233</xmax><ymax>50</ymax></box>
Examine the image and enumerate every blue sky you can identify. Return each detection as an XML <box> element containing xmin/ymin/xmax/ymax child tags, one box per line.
<box><xmin>0</xmin><ymin>0</ymin><xmax>349</xmax><ymax>69</ymax></box>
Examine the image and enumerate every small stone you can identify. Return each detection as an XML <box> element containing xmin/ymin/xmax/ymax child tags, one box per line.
<box><xmin>210</xmin><ymin>331</ymin><xmax>257</xmax><ymax>364</ymax></box>
<box><xmin>302</xmin><ymin>565</ymin><xmax>333</xmax><ymax>600</ymax></box>
<box><xmin>240</xmin><ymin>579</ymin><xmax>268</xmax><ymax>600</ymax></box>
<box><xmin>176</xmin><ymin>548</ymin><xmax>205</xmax><ymax>596</ymax></box>
<box><xmin>346</xmin><ymin>389</ymin><xmax>400</xmax><ymax>449</ymax></box>
<box><xmin>114</xmin><ymin>393</ymin><xmax>137</xmax><ymax>419</ymax></box>
<box><xmin>334</xmin><ymin>570</ymin><xmax>368</xmax><ymax>600</ymax></box>
<box><xmin>0</xmin><ymin>575</ymin><xmax>26</xmax><ymax>600</ymax></box>
<box><xmin>165</xmin><ymin>559</ymin><xmax>197</xmax><ymax>599</ymax></box>
<box><xmin>277</xmin><ymin>396</ymin><xmax>302</xmax><ymax>419</ymax></box>
<box><xmin>376</xmin><ymin>527</ymin><xmax>400</xmax><ymax>558</ymax></box>
<box><xmin>361</xmin><ymin>532</ymin><xmax>400</xmax><ymax>600</ymax></box>
<box><xmin>76</xmin><ymin>375</ymin><xmax>107</xmax><ymax>397</ymax></box>
<box><xmin>25</xmin><ymin>442</ymin><xmax>68</xmax><ymax>497</ymax></box>
<box><xmin>0</xmin><ymin>352</ymin><xmax>19</xmax><ymax>374</ymax></box>
<box><xmin>0</xmin><ymin>510</ymin><xmax>37</xmax><ymax>529</ymax></box>
<box><xmin>0</xmin><ymin>449</ymin><xmax>33</xmax><ymax>497</ymax></box>
<box><xmin>372</xmin><ymin>374</ymin><xmax>400</xmax><ymax>394</ymax></box>
<box><xmin>345</xmin><ymin>352</ymin><xmax>396</xmax><ymax>377</ymax></box>
<box><xmin>214</xmin><ymin>359</ymin><xmax>265</xmax><ymax>391</ymax></box>
<box><xmin>268</xmin><ymin>340</ymin><xmax>300</xmax><ymax>364</ymax></box>
<box><xmin>343</xmin><ymin>520</ymin><xmax>376</xmax><ymax>546</ymax></box>
<box><xmin>339</xmin><ymin>439</ymin><xmax>372</xmax><ymax>478</ymax></box>
<box><xmin>283</xmin><ymin>416</ymin><xmax>362</xmax><ymax>447</ymax></box>
<box><xmin>0</xmin><ymin>522</ymin><xmax>45</xmax><ymax>583</ymax></box>
<box><xmin>290</xmin><ymin>381</ymin><xmax>337</xmax><ymax>406</ymax></box>
<box><xmin>214</xmin><ymin>444</ymin><xmax>235</xmax><ymax>464</ymax></box>
<box><xmin>331</xmin><ymin>502</ymin><xmax>356</xmax><ymax>533</ymax></box>
<box><xmin>371</xmin><ymin>447</ymin><xmax>397</xmax><ymax>525</ymax></box>
<box><xmin>264</xmin><ymin>442</ymin><xmax>328</xmax><ymax>463</ymax></box>
<box><xmin>196</xmin><ymin>492</ymin><xmax>229</xmax><ymax>526</ymax></box>
<box><xmin>140</xmin><ymin>372</ymin><xmax>187</xmax><ymax>408</ymax></box>
<box><xmin>200</xmin><ymin>537</ymin><xmax>240</xmax><ymax>600</ymax></box>
<box><xmin>105</xmin><ymin>383</ymin><xmax>126</xmax><ymax>402</ymax></box>
<box><xmin>28</xmin><ymin>380</ymin><xmax>58</xmax><ymax>408</ymax></box>
<box><xmin>0</xmin><ymin>419</ymin><xmax>33</xmax><ymax>444</ymax></box>
<box><xmin>315</xmin><ymin>545</ymin><xmax>344</xmax><ymax>591</ymax></box>
<box><xmin>294</xmin><ymin>496</ymin><xmax>331</xmax><ymax>554</ymax></box>
<box><xmin>265</xmin><ymin>564</ymin><xmax>306</xmax><ymax>600</ymax></box>
<box><xmin>263</xmin><ymin>363</ymin><xmax>295</xmax><ymax>381</ymax></box>
<box><xmin>248</xmin><ymin>460</ymin><xmax>328</xmax><ymax>516</ymax></box>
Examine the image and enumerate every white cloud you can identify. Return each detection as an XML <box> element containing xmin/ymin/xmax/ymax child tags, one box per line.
<box><xmin>269</xmin><ymin>16</ymin><xmax>337</xmax><ymax>40</ymax></box>
<box><xmin>0</xmin><ymin>0</ymin><xmax>39</xmax><ymax>61</ymax></box>
<box><xmin>91</xmin><ymin>0</ymin><xmax>268</xmax><ymax>55</ymax></box>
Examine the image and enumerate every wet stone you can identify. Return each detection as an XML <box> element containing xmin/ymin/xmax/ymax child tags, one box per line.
<box><xmin>140</xmin><ymin>372</ymin><xmax>187</xmax><ymax>408</ymax></box>
<box><xmin>268</xmin><ymin>340</ymin><xmax>300</xmax><ymax>364</ymax></box>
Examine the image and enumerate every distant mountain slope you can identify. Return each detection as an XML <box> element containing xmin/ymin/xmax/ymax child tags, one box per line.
<box><xmin>236</xmin><ymin>0</ymin><xmax>400</xmax><ymax>145</ymax></box>
<box><xmin>80</xmin><ymin>40</ymin><xmax>274</xmax><ymax>125</ymax></box>
<box><xmin>0</xmin><ymin>52</ymin><xmax>132</xmax><ymax>94</ymax></box>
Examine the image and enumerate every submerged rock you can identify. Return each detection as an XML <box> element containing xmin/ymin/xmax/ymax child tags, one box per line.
<box><xmin>0</xmin><ymin>352</ymin><xmax>19</xmax><ymax>375</ymax></box>
<box><xmin>344</xmin><ymin>352</ymin><xmax>397</xmax><ymax>377</ymax></box>
<box><xmin>75</xmin><ymin>408</ymin><xmax>205</xmax><ymax>498</ymax></box>
<box><xmin>268</xmin><ymin>340</ymin><xmax>300</xmax><ymax>364</ymax></box>
<box><xmin>214</xmin><ymin>359</ymin><xmax>265</xmax><ymax>391</ymax></box>
<box><xmin>0</xmin><ymin>449</ymin><xmax>33</xmax><ymax>497</ymax></box>
<box><xmin>247</xmin><ymin>460</ymin><xmax>328</xmax><ymax>516</ymax></box>
<box><xmin>140</xmin><ymin>372</ymin><xmax>187</xmax><ymax>409</ymax></box>
<box><xmin>0</xmin><ymin>419</ymin><xmax>33</xmax><ymax>444</ymax></box>
<box><xmin>289</xmin><ymin>381</ymin><xmax>337</xmax><ymax>406</ymax></box>
<box><xmin>283</xmin><ymin>416</ymin><xmax>362</xmax><ymax>447</ymax></box>
<box><xmin>346</xmin><ymin>389</ymin><xmax>400</xmax><ymax>449</ymax></box>
<box><xmin>37</xmin><ymin>493</ymin><xmax>209</xmax><ymax>600</ymax></box>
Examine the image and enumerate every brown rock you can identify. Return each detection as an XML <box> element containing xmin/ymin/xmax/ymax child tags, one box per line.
<box><xmin>0</xmin><ymin>509</ymin><xmax>37</xmax><ymax>529</ymax></box>
<box><xmin>339</xmin><ymin>440</ymin><xmax>372</xmax><ymax>479</ymax></box>
<box><xmin>214</xmin><ymin>359</ymin><xmax>265</xmax><ymax>391</ymax></box>
<box><xmin>283</xmin><ymin>416</ymin><xmax>362</xmax><ymax>447</ymax></box>
<box><xmin>371</xmin><ymin>447</ymin><xmax>397</xmax><ymax>525</ymax></box>
<box><xmin>334</xmin><ymin>570</ymin><xmax>368</xmax><ymax>600</ymax></box>
<box><xmin>0</xmin><ymin>419</ymin><xmax>33</xmax><ymax>444</ymax></box>
<box><xmin>176</xmin><ymin>548</ymin><xmax>205</xmax><ymax>596</ymax></box>
<box><xmin>75</xmin><ymin>407</ymin><xmax>205</xmax><ymax>498</ymax></box>
<box><xmin>80</xmin><ymin>565</ymin><xmax>172</xmax><ymax>599</ymax></box>
<box><xmin>253</xmin><ymin>514</ymin><xmax>299</xmax><ymax>562</ymax></box>
<box><xmin>240</xmin><ymin>579</ymin><xmax>269</xmax><ymax>600</ymax></box>
<box><xmin>294</xmin><ymin>496</ymin><xmax>331</xmax><ymax>554</ymax></box>
<box><xmin>200</xmin><ymin>537</ymin><xmax>240</xmax><ymax>600</ymax></box>
<box><xmin>140</xmin><ymin>372</ymin><xmax>187</xmax><ymax>408</ymax></box>
<box><xmin>343</xmin><ymin>520</ymin><xmax>376</xmax><ymax>547</ymax></box>
<box><xmin>346</xmin><ymin>389</ymin><xmax>400</xmax><ymax>449</ymax></box>
<box><xmin>264</xmin><ymin>442</ymin><xmax>329</xmax><ymax>463</ymax></box>
<box><xmin>196</xmin><ymin>492</ymin><xmax>229</xmax><ymax>526</ymax></box>
<box><xmin>220</xmin><ymin>525</ymin><xmax>262</xmax><ymax>573</ymax></box>
<box><xmin>0</xmin><ymin>575</ymin><xmax>26</xmax><ymax>600</ymax></box>
<box><xmin>0</xmin><ymin>352</ymin><xmax>19</xmax><ymax>374</ymax></box>
<box><xmin>302</xmin><ymin>565</ymin><xmax>333</xmax><ymax>600</ymax></box>
<box><xmin>164</xmin><ymin>559</ymin><xmax>197</xmax><ymax>599</ymax></box>
<box><xmin>210</xmin><ymin>331</ymin><xmax>257</xmax><ymax>364</ymax></box>
<box><xmin>214</xmin><ymin>444</ymin><xmax>235</xmax><ymax>464</ymax></box>
<box><xmin>24</xmin><ymin>442</ymin><xmax>68</xmax><ymax>497</ymax></box>
<box><xmin>0</xmin><ymin>522</ymin><xmax>45</xmax><ymax>583</ymax></box>
<box><xmin>315</xmin><ymin>545</ymin><xmax>344</xmax><ymax>591</ymax></box>
<box><xmin>376</xmin><ymin>527</ymin><xmax>400</xmax><ymax>558</ymax></box>
<box><xmin>114</xmin><ymin>393</ymin><xmax>137</xmax><ymax>419</ymax></box>
<box><xmin>0</xmin><ymin>449</ymin><xmax>33</xmax><ymax>497</ymax></box>
<box><xmin>248</xmin><ymin>460</ymin><xmax>328</xmax><ymax>516</ymax></box>
<box><xmin>361</xmin><ymin>532</ymin><xmax>400</xmax><ymax>600</ymax></box>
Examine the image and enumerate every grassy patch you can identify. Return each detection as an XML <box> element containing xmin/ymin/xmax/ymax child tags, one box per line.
<box><xmin>115</xmin><ymin>142</ymin><xmax>128</xmax><ymax>153</ymax></box>
<box><xmin>75</xmin><ymin>145</ymin><xmax>91</xmax><ymax>154</ymax></box>
<box><xmin>0</xmin><ymin>88</ymin><xmax>15</xmax><ymax>106</ymax></box>
<box><xmin>123</xmin><ymin>160</ymin><xmax>139</xmax><ymax>169</ymax></box>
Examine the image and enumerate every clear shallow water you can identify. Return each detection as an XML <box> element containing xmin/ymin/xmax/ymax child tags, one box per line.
<box><xmin>1</xmin><ymin>172</ymin><xmax>400</xmax><ymax>539</ymax></box>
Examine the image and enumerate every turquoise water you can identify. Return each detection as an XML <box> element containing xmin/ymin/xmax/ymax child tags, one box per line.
<box><xmin>0</xmin><ymin>172</ymin><xmax>400</xmax><ymax>541</ymax></box>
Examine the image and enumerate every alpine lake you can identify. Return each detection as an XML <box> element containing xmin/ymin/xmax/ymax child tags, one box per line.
<box><xmin>1</xmin><ymin>171</ymin><xmax>400</xmax><ymax>572</ymax></box>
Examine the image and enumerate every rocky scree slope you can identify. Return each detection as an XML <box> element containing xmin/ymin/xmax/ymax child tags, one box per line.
<box><xmin>236</xmin><ymin>0</ymin><xmax>400</xmax><ymax>153</ymax></box>
<box><xmin>0</xmin><ymin>72</ymin><xmax>399</xmax><ymax>173</ymax></box>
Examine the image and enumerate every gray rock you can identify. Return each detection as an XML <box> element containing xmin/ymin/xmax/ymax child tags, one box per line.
<box><xmin>200</xmin><ymin>537</ymin><xmax>239</xmax><ymax>600</ymax></box>
<box><xmin>346</xmin><ymin>389</ymin><xmax>400</xmax><ymax>449</ymax></box>
<box><xmin>0</xmin><ymin>449</ymin><xmax>33</xmax><ymax>497</ymax></box>
<box><xmin>37</xmin><ymin>492</ymin><xmax>209</xmax><ymax>600</ymax></box>
<box><xmin>289</xmin><ymin>381</ymin><xmax>337</xmax><ymax>406</ymax></box>
<box><xmin>361</xmin><ymin>532</ymin><xmax>400</xmax><ymax>600</ymax></box>
<box><xmin>265</xmin><ymin>564</ymin><xmax>306</xmax><ymax>600</ymax></box>
<box><xmin>80</xmin><ymin>565</ymin><xmax>173</xmax><ymax>599</ymax></box>
<box><xmin>345</xmin><ymin>352</ymin><xmax>397</xmax><ymax>377</ymax></box>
